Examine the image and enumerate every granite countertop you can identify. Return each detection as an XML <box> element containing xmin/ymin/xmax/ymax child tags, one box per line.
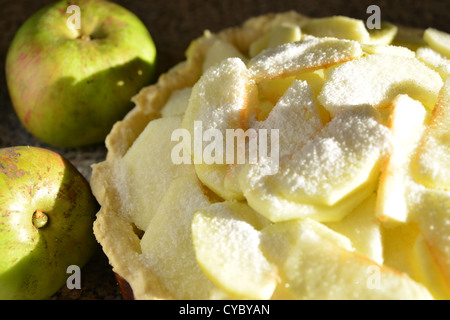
<box><xmin>1</xmin><ymin>0</ymin><xmax>448</xmax><ymax>300</ymax></box>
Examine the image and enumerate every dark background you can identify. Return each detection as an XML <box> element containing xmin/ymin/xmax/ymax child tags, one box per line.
<box><xmin>1</xmin><ymin>0</ymin><xmax>449</xmax><ymax>300</ymax></box>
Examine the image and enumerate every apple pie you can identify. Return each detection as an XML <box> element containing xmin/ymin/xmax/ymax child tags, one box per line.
<box><xmin>90</xmin><ymin>11</ymin><xmax>450</xmax><ymax>300</ymax></box>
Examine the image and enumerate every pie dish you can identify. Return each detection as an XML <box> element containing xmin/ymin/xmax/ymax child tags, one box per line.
<box><xmin>90</xmin><ymin>11</ymin><xmax>450</xmax><ymax>300</ymax></box>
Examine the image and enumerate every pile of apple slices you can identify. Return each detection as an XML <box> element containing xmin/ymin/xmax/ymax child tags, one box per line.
<box><xmin>115</xmin><ymin>16</ymin><xmax>450</xmax><ymax>299</ymax></box>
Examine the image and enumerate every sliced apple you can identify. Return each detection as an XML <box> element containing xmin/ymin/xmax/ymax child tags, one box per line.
<box><xmin>411</xmin><ymin>78</ymin><xmax>450</xmax><ymax>190</ymax></box>
<box><xmin>260</xmin><ymin>218</ymin><xmax>433</xmax><ymax>299</ymax></box>
<box><xmin>254</xmin><ymin>96</ymin><xmax>275</xmax><ymax>121</ymax></box>
<box><xmin>376</xmin><ymin>95</ymin><xmax>427</xmax><ymax>223</ymax></box>
<box><xmin>361</xmin><ymin>44</ymin><xmax>415</xmax><ymax>58</ymax></box>
<box><xmin>368</xmin><ymin>22</ymin><xmax>398</xmax><ymax>45</ymax></box>
<box><xmin>222</xmin><ymin>80</ymin><xmax>323</xmax><ymax>201</ymax></box>
<box><xmin>257</xmin><ymin>76</ymin><xmax>296</xmax><ymax>105</ymax></box>
<box><xmin>182</xmin><ymin>57</ymin><xmax>252</xmax><ymax>143</ymax></box>
<box><xmin>120</xmin><ymin>115</ymin><xmax>191</xmax><ymax>231</ymax></box>
<box><xmin>191</xmin><ymin>201</ymin><xmax>276</xmax><ymax>299</ymax></box>
<box><xmin>257</xmin><ymin>70</ymin><xmax>327</xmax><ymax>106</ymax></box>
<box><xmin>318</xmin><ymin>53</ymin><xmax>443</xmax><ymax>116</ymax></box>
<box><xmin>381</xmin><ymin>221</ymin><xmax>421</xmax><ymax>279</ymax></box>
<box><xmin>267</xmin><ymin>23</ymin><xmax>301</xmax><ymax>49</ymax></box>
<box><xmin>248</xmin><ymin>23</ymin><xmax>302</xmax><ymax>58</ymax></box>
<box><xmin>139</xmin><ymin>168</ymin><xmax>221</xmax><ymax>299</ymax></box>
<box><xmin>325</xmin><ymin>193</ymin><xmax>383</xmax><ymax>265</ymax></box>
<box><xmin>248</xmin><ymin>33</ymin><xmax>270</xmax><ymax>59</ymax></box>
<box><xmin>181</xmin><ymin>57</ymin><xmax>256</xmax><ymax>200</ymax></box>
<box><xmin>380</xmin><ymin>219</ymin><xmax>449</xmax><ymax>300</ymax></box>
<box><xmin>247</xmin><ymin>36</ymin><xmax>362</xmax><ymax>82</ymax></box>
<box><xmin>295</xmin><ymin>69</ymin><xmax>326</xmax><ymax>99</ymax></box>
<box><xmin>272</xmin><ymin>105</ymin><xmax>389</xmax><ymax>206</ymax></box>
<box><xmin>241</xmin><ymin>167</ymin><xmax>378</xmax><ymax>223</ymax></box>
<box><xmin>301</xmin><ymin>16</ymin><xmax>371</xmax><ymax>43</ymax></box>
<box><xmin>202</xmin><ymin>39</ymin><xmax>248</xmax><ymax>73</ymax></box>
<box><xmin>408</xmin><ymin>188</ymin><xmax>450</xmax><ymax>296</ymax></box>
<box><xmin>423</xmin><ymin>28</ymin><xmax>450</xmax><ymax>59</ymax></box>
<box><xmin>416</xmin><ymin>47</ymin><xmax>450</xmax><ymax>80</ymax></box>
<box><xmin>411</xmin><ymin>234</ymin><xmax>450</xmax><ymax>300</ymax></box>
<box><xmin>372</xmin><ymin>91</ymin><xmax>450</xmax><ymax>298</ymax></box>
<box><xmin>240</xmin><ymin>105</ymin><xmax>390</xmax><ymax>222</ymax></box>
<box><xmin>160</xmin><ymin>87</ymin><xmax>192</xmax><ymax>117</ymax></box>
<box><xmin>251</xmin><ymin>80</ymin><xmax>323</xmax><ymax>158</ymax></box>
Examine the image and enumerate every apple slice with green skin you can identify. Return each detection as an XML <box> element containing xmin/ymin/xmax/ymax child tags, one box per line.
<box><xmin>192</xmin><ymin>201</ymin><xmax>276</xmax><ymax>299</ymax></box>
<box><xmin>423</xmin><ymin>28</ymin><xmax>450</xmax><ymax>58</ymax></box>
<box><xmin>0</xmin><ymin>146</ymin><xmax>99</xmax><ymax>299</ymax></box>
<box><xmin>411</xmin><ymin>78</ymin><xmax>450</xmax><ymax>190</ymax></box>
<box><xmin>5</xmin><ymin>0</ymin><xmax>157</xmax><ymax>148</ymax></box>
<box><xmin>260</xmin><ymin>218</ymin><xmax>433</xmax><ymax>300</ymax></box>
<box><xmin>139</xmin><ymin>168</ymin><xmax>222</xmax><ymax>299</ymax></box>
<box><xmin>318</xmin><ymin>53</ymin><xmax>443</xmax><ymax>116</ymax></box>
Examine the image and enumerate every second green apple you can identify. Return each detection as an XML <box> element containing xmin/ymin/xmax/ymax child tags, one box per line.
<box><xmin>0</xmin><ymin>146</ymin><xmax>99</xmax><ymax>299</ymax></box>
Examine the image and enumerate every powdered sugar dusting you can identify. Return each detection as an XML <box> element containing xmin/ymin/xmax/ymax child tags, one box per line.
<box><xmin>248</xmin><ymin>36</ymin><xmax>362</xmax><ymax>82</ymax></box>
<box><xmin>274</xmin><ymin>105</ymin><xmax>391</xmax><ymax>204</ymax></box>
<box><xmin>319</xmin><ymin>54</ymin><xmax>443</xmax><ymax>115</ymax></box>
<box><xmin>251</xmin><ymin>79</ymin><xmax>323</xmax><ymax>158</ymax></box>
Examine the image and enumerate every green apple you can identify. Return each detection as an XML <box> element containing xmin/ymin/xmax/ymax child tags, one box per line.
<box><xmin>5</xmin><ymin>0</ymin><xmax>157</xmax><ymax>148</ymax></box>
<box><xmin>0</xmin><ymin>146</ymin><xmax>99</xmax><ymax>299</ymax></box>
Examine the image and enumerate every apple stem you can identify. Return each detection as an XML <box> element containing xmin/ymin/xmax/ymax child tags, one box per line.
<box><xmin>80</xmin><ymin>34</ymin><xmax>91</xmax><ymax>41</ymax></box>
<box><xmin>32</xmin><ymin>209</ymin><xmax>48</xmax><ymax>229</ymax></box>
